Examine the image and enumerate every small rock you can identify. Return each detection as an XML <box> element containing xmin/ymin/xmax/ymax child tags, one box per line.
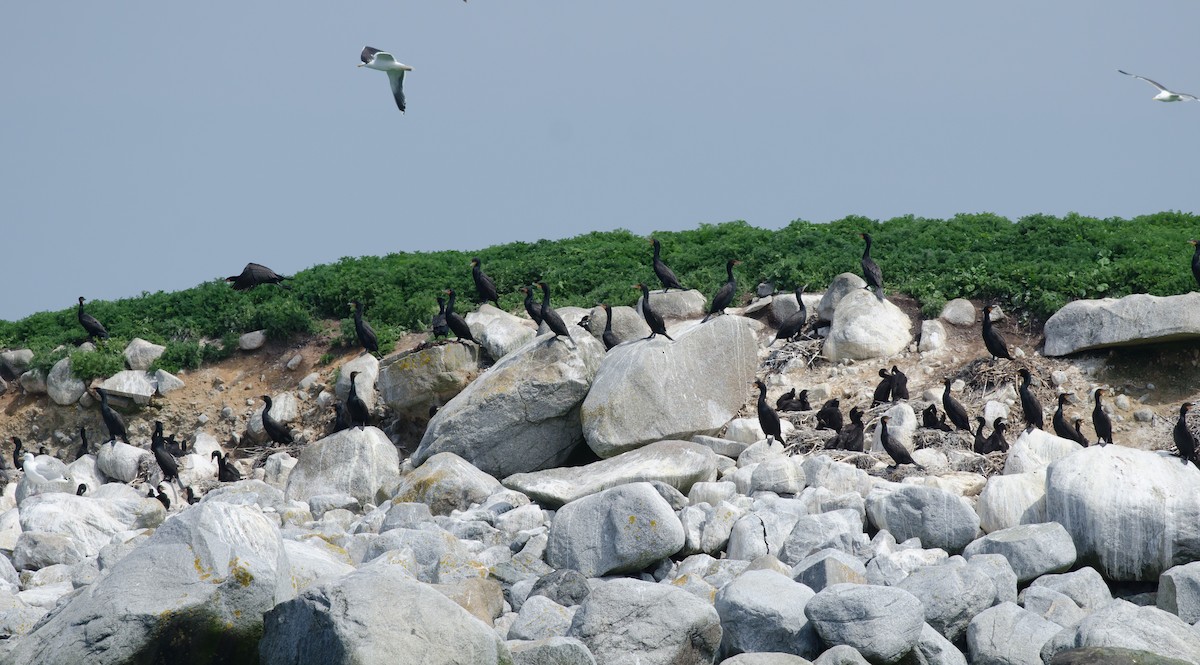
<box><xmin>1114</xmin><ymin>395</ymin><xmax>1131</xmax><ymax>411</ymax></box>
<box><xmin>123</xmin><ymin>338</ymin><xmax>165</xmax><ymax>371</ymax></box>
<box><xmin>197</xmin><ymin>414</ymin><xmax>209</xmax><ymax>425</ymax></box>
<box><xmin>286</xmin><ymin>354</ymin><xmax>302</xmax><ymax>371</ymax></box>
<box><xmin>919</xmin><ymin>320</ymin><xmax>947</xmax><ymax>353</ymax></box>
<box><xmin>940</xmin><ymin>299</ymin><xmax>977</xmax><ymax>326</ymax></box>
<box><xmin>154</xmin><ymin>369</ymin><xmax>185</xmax><ymax>395</ymax></box>
<box><xmin>1133</xmin><ymin>409</ymin><xmax>1154</xmax><ymax>423</ymax></box>
<box><xmin>239</xmin><ymin>330</ymin><xmax>267</xmax><ymax>351</ymax></box>
<box><xmin>1051</xmin><ymin>370</ymin><xmax>1069</xmax><ymax>387</ymax></box>
<box><xmin>962</xmin><ymin>522</ymin><xmax>1077</xmax><ymax>583</ymax></box>
<box><xmin>19</xmin><ymin>370</ymin><xmax>46</xmax><ymax>395</ymax></box>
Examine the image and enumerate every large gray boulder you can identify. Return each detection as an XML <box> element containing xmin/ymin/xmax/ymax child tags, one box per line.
<box><xmin>1003</xmin><ymin>428</ymin><xmax>1082</xmax><ymax>475</ymax></box>
<box><xmin>285</xmin><ymin>426</ymin><xmax>400</xmax><ymax>506</ymax></box>
<box><xmin>568</xmin><ymin>577</ymin><xmax>722</xmax><ymax>665</ymax></box>
<box><xmin>1046</xmin><ymin>445</ymin><xmax>1200</xmax><ymax>581</ymax></box>
<box><xmin>897</xmin><ymin>562</ymin><xmax>997</xmax><ymax>643</ymax></box>
<box><xmin>778</xmin><ymin>509</ymin><xmax>865</xmax><ymax>566</ymax></box>
<box><xmin>865</xmin><ymin>484</ymin><xmax>980</xmax><ymax>553</ymax></box>
<box><xmin>1159</xmin><ymin>561</ymin><xmax>1200</xmax><ymax>623</ymax></box>
<box><xmin>714</xmin><ymin>569</ymin><xmax>821</xmax><ymax>659</ymax></box>
<box><xmin>1040</xmin><ymin>600</ymin><xmax>1200</xmax><ymax>663</ymax></box>
<box><xmin>509</xmin><ymin>637</ymin><xmax>596</xmax><ymax>665</ymax></box>
<box><xmin>1030</xmin><ymin>567</ymin><xmax>1112</xmax><ymax>612</ymax></box>
<box><xmin>0</xmin><ymin>349</ymin><xmax>33</xmax><ymax>377</ymax></box>
<box><xmin>939</xmin><ymin>299</ymin><xmax>977</xmax><ymax>326</ymax></box>
<box><xmin>260</xmin><ymin>565</ymin><xmax>510</xmax><ymax>665</ymax></box>
<box><xmin>1047</xmin><ymin>648</ymin><xmax>1196</xmax><ymax>665</ymax></box>
<box><xmin>636</xmin><ymin>288</ymin><xmax>708</xmax><ymax>321</ymax></box>
<box><xmin>804</xmin><ymin>583</ymin><xmax>925</xmax><ymax>664</ymax></box>
<box><xmin>393</xmin><ymin>452</ymin><xmax>503</xmax><ymax>515</ymax></box>
<box><xmin>334</xmin><ymin>354</ymin><xmax>380</xmax><ymax>413</ymax></box>
<box><xmin>508</xmin><ymin>595</ymin><xmax>575</xmax><ymax>641</ymax></box>
<box><xmin>17</xmin><ymin>490</ymin><xmax>162</xmax><ymax>558</ymax></box>
<box><xmin>817</xmin><ymin>273</ymin><xmax>868</xmax><ymax>323</ymax></box>
<box><xmin>99</xmin><ymin>370</ymin><xmax>157</xmax><ymax>405</ymax></box>
<box><xmin>503</xmin><ymin>440</ymin><xmax>718</xmax><ymax>506</ymax></box>
<box><xmin>977</xmin><ymin>469</ymin><xmax>1047</xmax><ymax>533</ymax></box>
<box><xmin>123</xmin><ymin>338</ymin><xmax>165</xmax><ymax>370</ymax></box>
<box><xmin>18</xmin><ymin>369</ymin><xmax>46</xmax><ymax>394</ymax></box>
<box><xmin>95</xmin><ymin>440</ymin><xmax>155</xmax><ymax>483</ymax></box>
<box><xmin>466</xmin><ymin>304</ymin><xmax>538</xmax><ymax>360</ymax></box>
<box><xmin>962</xmin><ymin>522</ymin><xmax>1077</xmax><ymax>583</ymax></box>
<box><xmin>377</xmin><ymin>343</ymin><xmax>482</xmax><ymax>416</ymax></box>
<box><xmin>414</xmin><ymin>327</ymin><xmax>605</xmax><ymax>478</ymax></box>
<box><xmin>546</xmin><ymin>482</ymin><xmax>684</xmax><ymax>578</ymax></box>
<box><xmin>585</xmin><ymin>304</ymin><xmax>651</xmax><ymax>346</ymax></box>
<box><xmin>46</xmin><ymin>357</ymin><xmax>85</xmax><ymax>406</ymax></box>
<box><xmin>581</xmin><ymin>315</ymin><xmax>759</xmax><ymax>457</ymax></box>
<box><xmin>1044</xmin><ymin>293</ymin><xmax>1200</xmax><ymax>356</ymax></box>
<box><xmin>822</xmin><ymin>289</ymin><xmax>913</xmax><ymax>362</ymax></box>
<box><xmin>248</xmin><ymin>391</ymin><xmax>299</xmax><ymax>441</ymax></box>
<box><xmin>5</xmin><ymin>502</ymin><xmax>289</xmax><ymax>665</ymax></box>
<box><xmin>966</xmin><ymin>602</ymin><xmax>1063</xmax><ymax>665</ymax></box>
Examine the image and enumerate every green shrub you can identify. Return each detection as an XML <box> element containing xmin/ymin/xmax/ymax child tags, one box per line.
<box><xmin>69</xmin><ymin>346</ymin><xmax>127</xmax><ymax>382</ymax></box>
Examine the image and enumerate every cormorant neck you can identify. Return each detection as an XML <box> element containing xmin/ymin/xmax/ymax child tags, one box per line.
<box><xmin>604</xmin><ymin>309</ymin><xmax>613</xmax><ymax>332</ymax></box>
<box><xmin>652</xmin><ymin>241</ymin><xmax>661</xmax><ymax>260</ymax></box>
<box><xmin>726</xmin><ymin>261</ymin><xmax>735</xmax><ymax>280</ymax></box>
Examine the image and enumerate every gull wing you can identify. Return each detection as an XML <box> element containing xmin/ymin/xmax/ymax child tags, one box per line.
<box><xmin>387</xmin><ymin>69</ymin><xmax>407</xmax><ymax>112</ymax></box>
<box><xmin>1118</xmin><ymin>69</ymin><xmax>1169</xmax><ymax>92</ymax></box>
<box><xmin>361</xmin><ymin>46</ymin><xmax>384</xmax><ymax>64</ymax></box>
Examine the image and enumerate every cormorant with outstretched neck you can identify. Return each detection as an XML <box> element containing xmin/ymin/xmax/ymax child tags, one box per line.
<box><xmin>754</xmin><ymin>380</ymin><xmax>782</xmax><ymax>443</ymax></box>
<box><xmin>150</xmin><ymin>430</ymin><xmax>179</xmax><ymax>486</ymax></box>
<box><xmin>12</xmin><ymin>437</ymin><xmax>23</xmax><ymax>470</ymax></box>
<box><xmin>973</xmin><ymin>417</ymin><xmax>989</xmax><ymax>454</ymax></box>
<box><xmin>872</xmin><ymin>369</ymin><xmax>893</xmax><ymax>406</ymax></box>
<box><xmin>703</xmin><ymin>259</ymin><xmax>741</xmax><ymax>322</ymax></box>
<box><xmin>879</xmin><ymin>416</ymin><xmax>923</xmax><ymax>468</ymax></box>
<box><xmin>635</xmin><ymin>283</ymin><xmax>673</xmax><ymax>341</ymax></box>
<box><xmin>537</xmin><ymin>282</ymin><xmax>572</xmax><ymax>339</ymax></box>
<box><xmin>225</xmin><ymin>263</ymin><xmax>290</xmax><ymax>290</ymax></box>
<box><xmin>922</xmin><ymin>405</ymin><xmax>953</xmax><ymax>432</ymax></box>
<box><xmin>347</xmin><ymin>372</ymin><xmax>370</xmax><ymax>429</ymax></box>
<box><xmin>349</xmin><ymin>300</ymin><xmax>379</xmax><ymax>356</ymax></box>
<box><xmin>213</xmin><ymin>451</ymin><xmax>242</xmax><ymax>482</ymax></box>
<box><xmin>470</xmin><ymin>258</ymin><xmax>500</xmax><ymax>308</ymax></box>
<box><xmin>942</xmin><ymin>379</ymin><xmax>971</xmax><ymax>431</ymax></box>
<box><xmin>77</xmin><ymin>297</ymin><xmax>109</xmax><ymax>342</ymax></box>
<box><xmin>816</xmin><ymin>399</ymin><xmax>843</xmax><ymax>431</ymax></box>
<box><xmin>778</xmin><ymin>389</ymin><xmax>811</xmax><ymax>412</ymax></box>
<box><xmin>431</xmin><ymin>296</ymin><xmax>450</xmax><ymax>340</ymax></box>
<box><xmin>773</xmin><ymin>285</ymin><xmax>809</xmax><ymax>345</ymax></box>
<box><xmin>95</xmin><ymin>388</ymin><xmax>128</xmax><ymax>442</ymax></box>
<box><xmin>1190</xmin><ymin>240</ymin><xmax>1200</xmax><ymax>289</ymax></box>
<box><xmin>829</xmin><ymin>406</ymin><xmax>865</xmax><ymax>452</ymax></box>
<box><xmin>600</xmin><ymin>304</ymin><xmax>620</xmax><ymax>350</ymax></box>
<box><xmin>859</xmin><ymin>233</ymin><xmax>884</xmax><ymax>297</ymax></box>
<box><xmin>261</xmin><ymin>396</ymin><xmax>294</xmax><ymax>445</ymax></box>
<box><xmin>1174</xmin><ymin>402</ymin><xmax>1197</xmax><ymax>466</ymax></box>
<box><xmin>76</xmin><ymin>427</ymin><xmax>89</xmax><ymax>461</ymax></box>
<box><xmin>981</xmin><ymin>305</ymin><xmax>1012</xmax><ymax>362</ymax></box>
<box><xmin>890</xmin><ymin>366</ymin><xmax>909</xmax><ymax>400</ymax></box>
<box><xmin>443</xmin><ymin>289</ymin><xmax>476</xmax><ymax>343</ymax></box>
<box><xmin>520</xmin><ymin>287</ymin><xmax>543</xmax><ymax>325</ymax></box>
<box><xmin>150</xmin><ymin>485</ymin><xmax>170</xmax><ymax>511</ymax></box>
<box><xmin>1017</xmin><ymin>368</ymin><xmax>1044</xmax><ymax>432</ymax></box>
<box><xmin>650</xmin><ymin>238</ymin><xmax>685</xmax><ymax>291</ymax></box>
<box><xmin>1092</xmin><ymin>389</ymin><xmax>1113</xmax><ymax>445</ymax></box>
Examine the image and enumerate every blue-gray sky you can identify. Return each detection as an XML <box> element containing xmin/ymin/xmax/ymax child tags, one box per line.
<box><xmin>3</xmin><ymin>2</ymin><xmax>1198</xmax><ymax>321</ymax></box>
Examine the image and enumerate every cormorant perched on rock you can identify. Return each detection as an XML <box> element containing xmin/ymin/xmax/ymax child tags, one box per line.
<box><xmin>470</xmin><ymin>258</ymin><xmax>500</xmax><ymax>308</ymax></box>
<box><xmin>185</xmin><ymin>487</ymin><xmax>201</xmax><ymax>505</ymax></box>
<box><xmin>261</xmin><ymin>396</ymin><xmax>294</xmax><ymax>445</ymax></box>
<box><xmin>1017</xmin><ymin>369</ymin><xmax>1044</xmax><ymax>432</ymax></box>
<box><xmin>331</xmin><ymin>402</ymin><xmax>351</xmax><ymax>434</ymax></box>
<box><xmin>981</xmin><ymin>305</ymin><xmax>1012</xmax><ymax>362</ymax></box>
<box><xmin>347</xmin><ymin>372</ymin><xmax>370</xmax><ymax>429</ymax></box>
<box><xmin>11</xmin><ymin>437</ymin><xmax>23</xmax><ymax>470</ymax></box>
<box><xmin>973</xmin><ymin>417</ymin><xmax>988</xmax><ymax>454</ymax></box>
<box><xmin>829</xmin><ymin>407</ymin><xmax>865</xmax><ymax>452</ymax></box>
<box><xmin>650</xmin><ymin>238</ymin><xmax>685</xmax><ymax>291</ymax></box>
<box><xmin>879</xmin><ymin>416</ymin><xmax>923</xmax><ymax>469</ymax></box>
<box><xmin>1190</xmin><ymin>240</ymin><xmax>1200</xmax><ymax>289</ymax></box>
<box><xmin>1092</xmin><ymin>389</ymin><xmax>1113</xmax><ymax>445</ymax></box>
<box><xmin>225</xmin><ymin>263</ymin><xmax>290</xmax><ymax>290</ymax></box>
<box><xmin>776</xmin><ymin>388</ymin><xmax>796</xmax><ymax>410</ymax></box>
<box><xmin>922</xmin><ymin>405</ymin><xmax>953</xmax><ymax>432</ymax></box>
<box><xmin>213</xmin><ymin>451</ymin><xmax>242</xmax><ymax>482</ymax></box>
<box><xmin>431</xmin><ymin>296</ymin><xmax>450</xmax><ymax>340</ymax></box>
<box><xmin>816</xmin><ymin>399</ymin><xmax>843</xmax><ymax>431</ymax></box>
<box><xmin>153</xmin><ymin>421</ymin><xmax>186</xmax><ymax>457</ymax></box>
<box><xmin>1072</xmin><ymin>418</ymin><xmax>1091</xmax><ymax>448</ymax></box>
<box><xmin>772</xmin><ymin>285</ymin><xmax>809</xmax><ymax>345</ymax></box>
<box><xmin>859</xmin><ymin>233</ymin><xmax>884</xmax><ymax>297</ymax></box>
<box><xmin>95</xmin><ymin>388</ymin><xmax>128</xmax><ymax>442</ymax></box>
<box><xmin>600</xmin><ymin>304</ymin><xmax>620</xmax><ymax>351</ymax></box>
<box><xmin>349</xmin><ymin>300</ymin><xmax>379</xmax><ymax>356</ymax></box>
<box><xmin>76</xmin><ymin>484</ymin><xmax>87</xmax><ymax>496</ymax></box>
<box><xmin>872</xmin><ymin>369</ymin><xmax>893</xmax><ymax>406</ymax></box>
<box><xmin>77</xmin><ymin>297</ymin><xmax>109</xmax><ymax>342</ymax></box>
<box><xmin>150</xmin><ymin>434</ymin><xmax>179</xmax><ymax>486</ymax></box>
<box><xmin>537</xmin><ymin>282</ymin><xmax>572</xmax><ymax>339</ymax></box>
<box><xmin>890</xmin><ymin>366</ymin><xmax>909</xmax><ymax>401</ymax></box>
<box><xmin>150</xmin><ymin>485</ymin><xmax>170</xmax><ymax>511</ymax></box>
<box><xmin>984</xmin><ymin>418</ymin><xmax>1009</xmax><ymax>454</ymax></box>
<box><xmin>754</xmin><ymin>380</ymin><xmax>782</xmax><ymax>443</ymax></box>
<box><xmin>443</xmin><ymin>289</ymin><xmax>476</xmax><ymax>344</ymax></box>
<box><xmin>1173</xmin><ymin>402</ymin><xmax>1197</xmax><ymax>466</ymax></box>
<box><xmin>942</xmin><ymin>379</ymin><xmax>971</xmax><ymax>431</ymax></box>
<box><xmin>635</xmin><ymin>283</ymin><xmax>673</xmax><ymax>341</ymax></box>
<box><xmin>703</xmin><ymin>259</ymin><xmax>741</xmax><ymax>322</ymax></box>
<box><xmin>1053</xmin><ymin>393</ymin><xmax>1075</xmax><ymax>441</ymax></box>
<box><xmin>520</xmin><ymin>287</ymin><xmax>543</xmax><ymax>325</ymax></box>
<box><xmin>76</xmin><ymin>427</ymin><xmax>89</xmax><ymax>460</ymax></box>
<box><xmin>778</xmin><ymin>389</ymin><xmax>811</xmax><ymax>412</ymax></box>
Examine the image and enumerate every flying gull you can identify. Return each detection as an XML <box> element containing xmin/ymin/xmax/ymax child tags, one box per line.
<box><xmin>359</xmin><ymin>46</ymin><xmax>413</xmax><ymax>112</ymax></box>
<box><xmin>1117</xmin><ymin>69</ymin><xmax>1198</xmax><ymax>102</ymax></box>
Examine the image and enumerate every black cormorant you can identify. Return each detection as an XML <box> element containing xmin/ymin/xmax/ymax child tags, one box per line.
<box><xmin>76</xmin><ymin>484</ymin><xmax>87</xmax><ymax>496</ymax></box>
<box><xmin>1173</xmin><ymin>402</ymin><xmax>1197</xmax><ymax>466</ymax></box>
<box><xmin>981</xmin><ymin>305</ymin><xmax>1013</xmax><ymax>362</ymax></box>
<box><xmin>470</xmin><ymin>258</ymin><xmax>500</xmax><ymax>308</ymax></box>
<box><xmin>890</xmin><ymin>366</ymin><xmax>909</xmax><ymax>401</ymax></box>
<box><xmin>754</xmin><ymin>379</ymin><xmax>782</xmax><ymax>443</ymax></box>
<box><xmin>77</xmin><ymin>297</ymin><xmax>109</xmax><ymax>342</ymax></box>
<box><xmin>635</xmin><ymin>284</ymin><xmax>673</xmax><ymax>341</ymax></box>
<box><xmin>537</xmin><ymin>282</ymin><xmax>572</xmax><ymax>339</ymax></box>
<box><xmin>213</xmin><ymin>451</ymin><xmax>242</xmax><ymax>482</ymax></box>
<box><xmin>349</xmin><ymin>300</ymin><xmax>379</xmax><ymax>356</ymax></box>
<box><xmin>11</xmin><ymin>437</ymin><xmax>23</xmax><ymax>470</ymax></box>
<box><xmin>600</xmin><ymin>304</ymin><xmax>620</xmax><ymax>351</ymax></box>
<box><xmin>347</xmin><ymin>372</ymin><xmax>370</xmax><ymax>429</ymax></box>
<box><xmin>922</xmin><ymin>405</ymin><xmax>953</xmax><ymax>432</ymax></box>
<box><xmin>973</xmin><ymin>416</ymin><xmax>988</xmax><ymax>454</ymax></box>
<box><xmin>772</xmin><ymin>285</ymin><xmax>809</xmax><ymax>345</ymax></box>
<box><xmin>95</xmin><ymin>388</ymin><xmax>128</xmax><ymax>442</ymax></box>
<box><xmin>1190</xmin><ymin>240</ymin><xmax>1200</xmax><ymax>289</ymax></box>
<box><xmin>331</xmin><ymin>402</ymin><xmax>351</xmax><ymax>434</ymax></box>
<box><xmin>816</xmin><ymin>399</ymin><xmax>843</xmax><ymax>431</ymax></box>
<box><xmin>76</xmin><ymin>427</ymin><xmax>89</xmax><ymax>461</ymax></box>
<box><xmin>650</xmin><ymin>237</ymin><xmax>685</xmax><ymax>291</ymax></box>
<box><xmin>150</xmin><ymin>485</ymin><xmax>170</xmax><ymax>511</ymax></box>
<box><xmin>520</xmin><ymin>286</ymin><xmax>543</xmax><ymax>326</ymax></box>
<box><xmin>1092</xmin><ymin>388</ymin><xmax>1113</xmax><ymax>445</ymax></box>
<box><xmin>150</xmin><ymin>433</ymin><xmax>179</xmax><ymax>485</ymax></box>
<box><xmin>942</xmin><ymin>379</ymin><xmax>971</xmax><ymax>431</ymax></box>
<box><xmin>984</xmin><ymin>418</ymin><xmax>1009</xmax><ymax>453</ymax></box>
<box><xmin>872</xmin><ymin>369</ymin><xmax>893</xmax><ymax>406</ymax></box>
<box><xmin>225</xmin><ymin>263</ymin><xmax>290</xmax><ymax>290</ymax></box>
<box><xmin>432</xmin><ymin>296</ymin><xmax>450</xmax><ymax>340</ymax></box>
<box><xmin>1053</xmin><ymin>393</ymin><xmax>1075</xmax><ymax>441</ymax></box>
<box><xmin>186</xmin><ymin>486</ymin><xmax>201</xmax><ymax>504</ymax></box>
<box><xmin>1017</xmin><ymin>368</ymin><xmax>1044</xmax><ymax>432</ymax></box>
<box><xmin>262</xmin><ymin>396</ymin><xmax>294</xmax><ymax>445</ymax></box>
<box><xmin>1072</xmin><ymin>418</ymin><xmax>1091</xmax><ymax>448</ymax></box>
<box><xmin>702</xmin><ymin>259</ymin><xmax>741</xmax><ymax>322</ymax></box>
<box><xmin>859</xmin><ymin>233</ymin><xmax>884</xmax><ymax>297</ymax></box>
<box><xmin>443</xmin><ymin>289</ymin><xmax>476</xmax><ymax>344</ymax></box>
<box><xmin>776</xmin><ymin>388</ymin><xmax>796</xmax><ymax>410</ymax></box>
<box><xmin>829</xmin><ymin>406</ymin><xmax>865</xmax><ymax>452</ymax></box>
<box><xmin>880</xmin><ymin>416</ymin><xmax>922</xmax><ymax>468</ymax></box>
<box><xmin>778</xmin><ymin>389</ymin><xmax>811</xmax><ymax>412</ymax></box>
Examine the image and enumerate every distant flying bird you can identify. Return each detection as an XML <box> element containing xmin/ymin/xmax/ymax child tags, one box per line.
<box><xmin>226</xmin><ymin>263</ymin><xmax>290</xmax><ymax>290</ymax></box>
<box><xmin>1117</xmin><ymin>70</ymin><xmax>1198</xmax><ymax>102</ymax></box>
<box><xmin>359</xmin><ymin>47</ymin><xmax>413</xmax><ymax>112</ymax></box>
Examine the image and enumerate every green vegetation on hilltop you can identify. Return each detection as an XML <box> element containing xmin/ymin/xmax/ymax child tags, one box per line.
<box><xmin>2</xmin><ymin>212</ymin><xmax>1197</xmax><ymax>375</ymax></box>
